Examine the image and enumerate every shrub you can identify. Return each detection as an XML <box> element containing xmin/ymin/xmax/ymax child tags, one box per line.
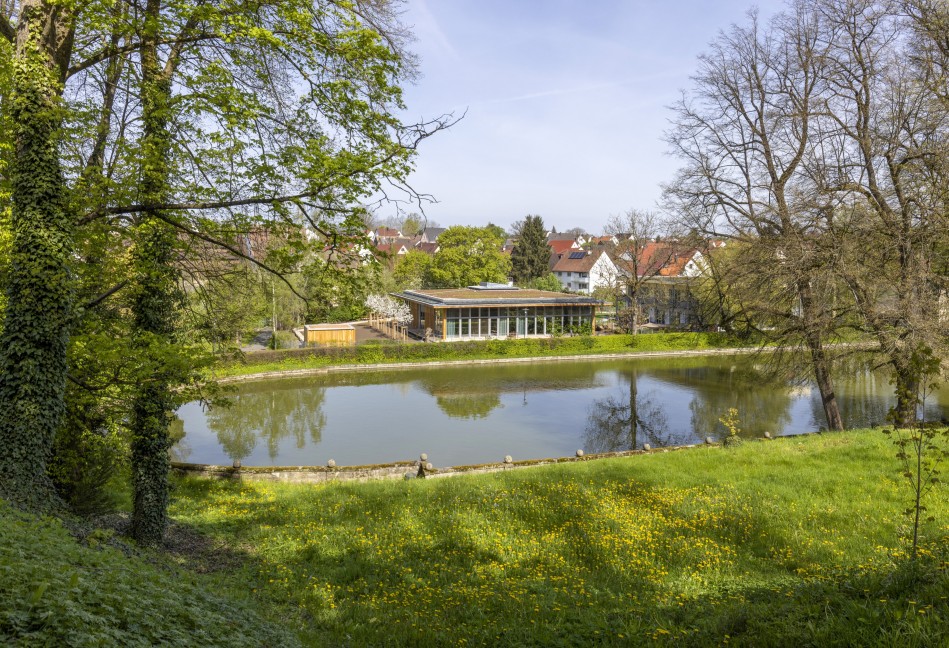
<box><xmin>270</xmin><ymin>330</ymin><xmax>299</xmax><ymax>349</ymax></box>
<box><xmin>49</xmin><ymin>412</ymin><xmax>127</xmax><ymax>516</ymax></box>
<box><xmin>719</xmin><ymin>408</ymin><xmax>744</xmax><ymax>448</ymax></box>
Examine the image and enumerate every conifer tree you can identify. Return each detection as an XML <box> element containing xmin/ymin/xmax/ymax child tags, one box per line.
<box><xmin>511</xmin><ymin>215</ymin><xmax>550</xmax><ymax>285</ymax></box>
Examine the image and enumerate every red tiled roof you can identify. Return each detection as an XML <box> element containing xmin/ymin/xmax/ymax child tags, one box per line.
<box><xmin>588</xmin><ymin>236</ymin><xmax>616</xmax><ymax>245</ymax></box>
<box><xmin>376</xmin><ymin>243</ymin><xmax>407</xmax><ymax>255</ymax></box>
<box><xmin>414</xmin><ymin>241</ymin><xmax>439</xmax><ymax>254</ymax></box>
<box><xmin>548</xmin><ymin>239</ymin><xmax>580</xmax><ymax>255</ymax></box>
<box><xmin>616</xmin><ymin>242</ymin><xmax>699</xmax><ymax>277</ymax></box>
<box><xmin>551</xmin><ymin>249</ymin><xmax>604</xmax><ymax>273</ymax></box>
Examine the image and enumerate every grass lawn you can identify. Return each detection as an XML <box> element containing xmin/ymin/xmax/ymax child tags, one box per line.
<box><xmin>169</xmin><ymin>429</ymin><xmax>948</xmax><ymax>647</ymax></box>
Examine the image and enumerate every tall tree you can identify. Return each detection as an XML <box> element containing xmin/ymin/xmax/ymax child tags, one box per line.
<box><xmin>510</xmin><ymin>214</ymin><xmax>550</xmax><ymax>284</ymax></box>
<box><xmin>127</xmin><ymin>0</ymin><xmax>186</xmax><ymax>545</ymax></box>
<box><xmin>664</xmin><ymin>6</ymin><xmax>848</xmax><ymax>430</ymax></box>
<box><xmin>427</xmin><ymin>226</ymin><xmax>510</xmax><ymax>288</ymax></box>
<box><xmin>392</xmin><ymin>249</ymin><xmax>434</xmax><ymax>289</ymax></box>
<box><xmin>106</xmin><ymin>0</ymin><xmax>448</xmax><ymax>542</ymax></box>
<box><xmin>812</xmin><ymin>0</ymin><xmax>948</xmax><ymax>426</ymax></box>
<box><xmin>0</xmin><ymin>0</ymin><xmax>76</xmax><ymax>507</ymax></box>
<box><xmin>0</xmin><ymin>0</ymin><xmax>452</xmax><ymax>520</ymax></box>
<box><xmin>606</xmin><ymin>209</ymin><xmax>681</xmax><ymax>336</ymax></box>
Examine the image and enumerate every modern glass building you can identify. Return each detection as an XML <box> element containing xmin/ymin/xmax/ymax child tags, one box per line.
<box><xmin>393</xmin><ymin>284</ymin><xmax>600</xmax><ymax>341</ymax></box>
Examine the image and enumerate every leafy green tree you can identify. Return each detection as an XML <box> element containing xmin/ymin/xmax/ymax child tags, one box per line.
<box><xmin>304</xmin><ymin>254</ymin><xmax>379</xmax><ymax>323</ymax></box>
<box><xmin>125</xmin><ymin>0</ymin><xmax>187</xmax><ymax>544</ymax></box>
<box><xmin>511</xmin><ymin>215</ymin><xmax>550</xmax><ymax>284</ymax></box>
<box><xmin>526</xmin><ymin>273</ymin><xmax>563</xmax><ymax>292</ymax></box>
<box><xmin>0</xmin><ymin>0</ymin><xmax>451</xmax><ymax>523</ymax></box>
<box><xmin>427</xmin><ymin>226</ymin><xmax>511</xmax><ymax>288</ymax></box>
<box><xmin>400</xmin><ymin>213</ymin><xmax>424</xmax><ymax>237</ymax></box>
<box><xmin>187</xmin><ymin>270</ymin><xmax>268</xmax><ymax>351</ymax></box>
<box><xmin>484</xmin><ymin>222</ymin><xmax>509</xmax><ymax>241</ymax></box>
<box><xmin>393</xmin><ymin>249</ymin><xmax>434</xmax><ymax>289</ymax></box>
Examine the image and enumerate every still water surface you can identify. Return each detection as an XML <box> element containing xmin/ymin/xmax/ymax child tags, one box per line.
<box><xmin>175</xmin><ymin>354</ymin><xmax>949</xmax><ymax>467</ymax></box>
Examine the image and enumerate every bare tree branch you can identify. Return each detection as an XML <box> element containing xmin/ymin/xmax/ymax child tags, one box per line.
<box><xmin>81</xmin><ymin>280</ymin><xmax>128</xmax><ymax>311</ymax></box>
<box><xmin>149</xmin><ymin>211</ymin><xmax>310</xmax><ymax>302</ymax></box>
<box><xmin>66</xmin><ymin>33</ymin><xmax>215</xmax><ymax>79</ymax></box>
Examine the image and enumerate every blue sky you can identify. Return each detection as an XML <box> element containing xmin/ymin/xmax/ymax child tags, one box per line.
<box><xmin>392</xmin><ymin>0</ymin><xmax>786</xmax><ymax>233</ymax></box>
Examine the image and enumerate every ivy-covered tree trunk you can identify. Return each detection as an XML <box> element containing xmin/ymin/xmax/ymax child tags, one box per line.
<box><xmin>0</xmin><ymin>1</ymin><xmax>74</xmax><ymax>508</ymax></box>
<box><xmin>892</xmin><ymin>364</ymin><xmax>921</xmax><ymax>429</ymax></box>
<box><xmin>129</xmin><ymin>219</ymin><xmax>179</xmax><ymax>545</ymax></box>
<box><xmin>129</xmin><ymin>0</ymin><xmax>181</xmax><ymax>545</ymax></box>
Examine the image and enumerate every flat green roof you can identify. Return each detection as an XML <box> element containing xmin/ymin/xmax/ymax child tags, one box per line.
<box><xmin>393</xmin><ymin>288</ymin><xmax>599</xmax><ymax>307</ymax></box>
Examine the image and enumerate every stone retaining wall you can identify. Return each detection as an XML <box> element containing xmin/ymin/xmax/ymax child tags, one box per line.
<box><xmin>170</xmin><ymin>442</ymin><xmax>719</xmax><ymax>484</ymax></box>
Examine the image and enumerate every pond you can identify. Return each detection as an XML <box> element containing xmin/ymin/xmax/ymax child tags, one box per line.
<box><xmin>174</xmin><ymin>353</ymin><xmax>949</xmax><ymax>468</ymax></box>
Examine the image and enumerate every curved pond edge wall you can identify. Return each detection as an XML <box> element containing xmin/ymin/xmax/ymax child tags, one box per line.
<box><xmin>171</xmin><ymin>432</ymin><xmax>808</xmax><ymax>484</ymax></box>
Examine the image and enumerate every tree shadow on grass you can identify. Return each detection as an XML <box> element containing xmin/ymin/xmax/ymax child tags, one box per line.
<box><xmin>164</xmin><ymin>469</ymin><xmax>948</xmax><ymax>647</ymax></box>
<box><xmin>639</xmin><ymin>554</ymin><xmax>949</xmax><ymax>647</ymax></box>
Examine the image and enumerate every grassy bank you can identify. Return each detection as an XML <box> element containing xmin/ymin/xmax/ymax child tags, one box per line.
<box><xmin>169</xmin><ymin>430</ymin><xmax>948</xmax><ymax>646</ymax></box>
<box><xmin>0</xmin><ymin>504</ymin><xmax>297</xmax><ymax>647</ymax></box>
<box><xmin>215</xmin><ymin>332</ymin><xmax>751</xmax><ymax>378</ymax></box>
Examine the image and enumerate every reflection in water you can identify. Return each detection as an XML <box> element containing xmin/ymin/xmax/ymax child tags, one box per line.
<box><xmin>584</xmin><ymin>370</ymin><xmax>669</xmax><ymax>452</ymax></box>
<box><xmin>177</xmin><ymin>354</ymin><xmax>949</xmax><ymax>467</ymax></box>
<box><xmin>205</xmin><ymin>381</ymin><xmax>327</xmax><ymax>461</ymax></box>
<box><xmin>168</xmin><ymin>415</ymin><xmax>191</xmax><ymax>462</ymax></box>
<box><xmin>808</xmin><ymin>358</ymin><xmax>924</xmax><ymax>429</ymax></box>
<box><xmin>681</xmin><ymin>363</ymin><xmax>793</xmax><ymax>438</ymax></box>
<box><xmin>417</xmin><ymin>362</ymin><xmax>603</xmax><ymax>420</ymax></box>
<box><xmin>434</xmin><ymin>393</ymin><xmax>502</xmax><ymax>419</ymax></box>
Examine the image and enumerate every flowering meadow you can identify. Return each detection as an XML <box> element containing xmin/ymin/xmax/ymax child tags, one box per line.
<box><xmin>170</xmin><ymin>430</ymin><xmax>948</xmax><ymax>646</ymax></box>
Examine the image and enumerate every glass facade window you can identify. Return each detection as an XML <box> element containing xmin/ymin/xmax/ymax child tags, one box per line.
<box><xmin>420</xmin><ymin>303</ymin><xmax>594</xmax><ymax>340</ymax></box>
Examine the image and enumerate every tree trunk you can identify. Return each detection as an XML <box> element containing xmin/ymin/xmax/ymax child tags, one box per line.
<box><xmin>628</xmin><ymin>370</ymin><xmax>639</xmax><ymax>449</ymax></box>
<box><xmin>0</xmin><ymin>0</ymin><xmax>75</xmax><ymax>509</ymax></box>
<box><xmin>628</xmin><ymin>287</ymin><xmax>640</xmax><ymax>335</ymax></box>
<box><xmin>891</xmin><ymin>359</ymin><xmax>920</xmax><ymax>429</ymax></box>
<box><xmin>808</xmin><ymin>338</ymin><xmax>844</xmax><ymax>431</ymax></box>
<box><xmin>129</xmin><ymin>0</ymin><xmax>180</xmax><ymax>545</ymax></box>
<box><xmin>799</xmin><ymin>281</ymin><xmax>844</xmax><ymax>431</ymax></box>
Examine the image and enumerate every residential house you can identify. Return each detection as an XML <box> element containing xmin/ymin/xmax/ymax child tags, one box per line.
<box><xmin>375</xmin><ymin>241</ymin><xmax>409</xmax><ymax>261</ymax></box>
<box><xmin>420</xmin><ymin>227</ymin><xmax>446</xmax><ymax>243</ymax></box>
<box><xmin>614</xmin><ymin>241</ymin><xmax>707</xmax><ymax>329</ymax></box>
<box><xmin>587</xmin><ymin>235</ymin><xmax>619</xmax><ymax>248</ymax></box>
<box><xmin>547</xmin><ymin>238</ymin><xmax>581</xmax><ymax>260</ymax></box>
<box><xmin>548</xmin><ymin>232</ymin><xmax>587</xmax><ymax>247</ymax></box>
<box><xmin>414</xmin><ymin>241</ymin><xmax>440</xmax><ymax>255</ymax></box>
<box><xmin>372</xmin><ymin>226</ymin><xmax>402</xmax><ymax>244</ymax></box>
<box><xmin>550</xmin><ymin>249</ymin><xmax>618</xmax><ymax>294</ymax></box>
